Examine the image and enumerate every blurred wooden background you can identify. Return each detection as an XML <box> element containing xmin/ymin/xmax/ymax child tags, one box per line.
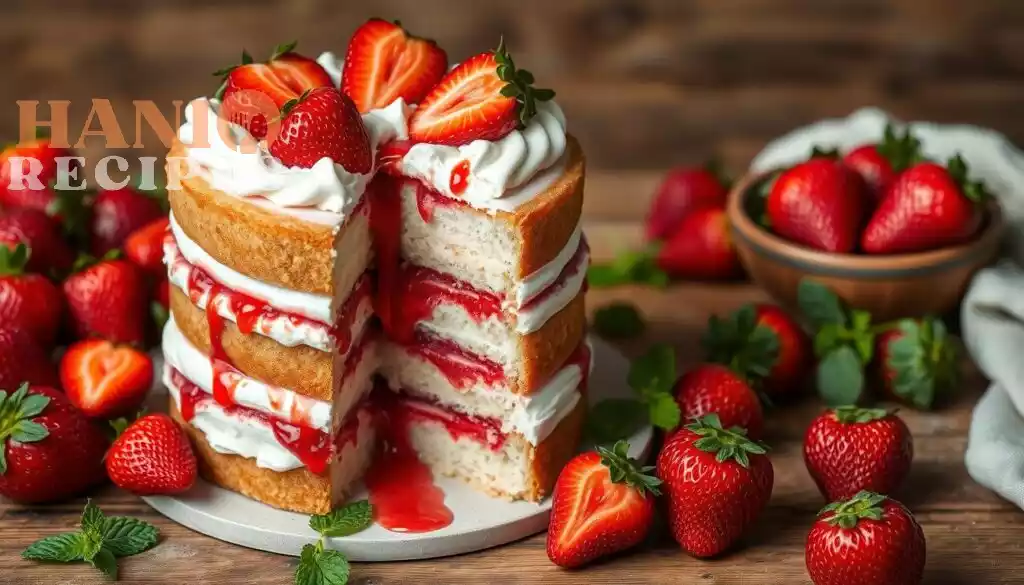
<box><xmin>2</xmin><ymin>0</ymin><xmax>1023</xmax><ymax>252</ymax></box>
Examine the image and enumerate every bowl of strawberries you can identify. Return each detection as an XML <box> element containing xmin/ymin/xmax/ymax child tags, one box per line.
<box><xmin>726</xmin><ymin>110</ymin><xmax>1005</xmax><ymax>322</ymax></box>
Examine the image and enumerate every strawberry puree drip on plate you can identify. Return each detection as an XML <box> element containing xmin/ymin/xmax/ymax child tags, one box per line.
<box><xmin>365</xmin><ymin>389</ymin><xmax>454</xmax><ymax>533</ymax></box>
<box><xmin>406</xmin><ymin>332</ymin><xmax>505</xmax><ymax>390</ymax></box>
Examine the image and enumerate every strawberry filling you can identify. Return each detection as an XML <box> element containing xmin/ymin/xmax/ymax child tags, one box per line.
<box><xmin>375</xmin><ymin>387</ymin><xmax>507</xmax><ymax>452</ymax></box>
<box><xmin>165</xmin><ymin>233</ymin><xmax>371</xmax><ymax>354</ymax></box>
<box><xmin>169</xmin><ymin>367</ymin><xmax>365</xmax><ymax>476</ymax></box>
<box><xmin>387</xmin><ymin>263</ymin><xmax>504</xmax><ymax>344</ymax></box>
<box><xmin>403</xmin><ymin>331</ymin><xmax>506</xmax><ymax>390</ymax></box>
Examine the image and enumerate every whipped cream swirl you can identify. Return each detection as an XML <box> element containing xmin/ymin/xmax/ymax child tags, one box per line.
<box><xmin>177</xmin><ymin>96</ymin><xmax>410</xmax><ymax>217</ymax></box>
<box><xmin>399</xmin><ymin>100</ymin><xmax>569</xmax><ymax>213</ymax></box>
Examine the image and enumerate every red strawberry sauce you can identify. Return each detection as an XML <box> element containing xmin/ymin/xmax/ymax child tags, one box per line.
<box><xmin>449</xmin><ymin>160</ymin><xmax>471</xmax><ymax>196</ymax></box>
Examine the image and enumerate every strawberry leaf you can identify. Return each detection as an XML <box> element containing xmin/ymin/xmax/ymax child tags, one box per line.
<box><xmin>592</xmin><ymin>302</ymin><xmax>645</xmax><ymax>340</ymax></box>
<box><xmin>702</xmin><ymin>304</ymin><xmax>780</xmax><ymax>382</ymax></box>
<box><xmin>0</xmin><ymin>243</ymin><xmax>30</xmax><ymax>276</ymax></box>
<box><xmin>832</xmin><ymin>405</ymin><xmax>890</xmax><ymax>424</ymax></box>
<box><xmin>0</xmin><ymin>383</ymin><xmax>51</xmax><ymax>473</ymax></box>
<box><xmin>817</xmin><ymin>346</ymin><xmax>865</xmax><ymax>407</ymax></box>
<box><xmin>270</xmin><ymin>40</ymin><xmax>299</xmax><ymax>61</ymax></box>
<box><xmin>596</xmin><ymin>440</ymin><xmax>662</xmax><ymax>496</ymax></box>
<box><xmin>886</xmin><ymin>318</ymin><xmax>958</xmax><ymax>409</ymax></box>
<box><xmin>798</xmin><ymin>279</ymin><xmax>847</xmax><ymax>328</ymax></box>
<box><xmin>822</xmin><ymin>491</ymin><xmax>888</xmax><ymax>530</ymax></box>
<box><xmin>946</xmin><ymin>154</ymin><xmax>991</xmax><ymax>204</ymax></box>
<box><xmin>876</xmin><ymin>123</ymin><xmax>923</xmax><ymax>172</ymax></box>
<box><xmin>684</xmin><ymin>414</ymin><xmax>769</xmax><ymax>468</ymax></box>
<box><xmin>586</xmin><ymin>399</ymin><xmax>648</xmax><ymax>445</ymax></box>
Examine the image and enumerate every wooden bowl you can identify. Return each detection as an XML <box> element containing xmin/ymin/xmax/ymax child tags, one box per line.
<box><xmin>726</xmin><ymin>171</ymin><xmax>1005</xmax><ymax>322</ymax></box>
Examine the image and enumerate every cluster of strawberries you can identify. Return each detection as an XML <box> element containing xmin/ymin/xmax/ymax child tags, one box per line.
<box><xmin>549</xmin><ymin>293</ymin><xmax>950</xmax><ymax>584</ymax></box>
<box><xmin>0</xmin><ymin>138</ymin><xmax>196</xmax><ymax>504</ymax></box>
<box><xmin>765</xmin><ymin>125</ymin><xmax>989</xmax><ymax>254</ymax></box>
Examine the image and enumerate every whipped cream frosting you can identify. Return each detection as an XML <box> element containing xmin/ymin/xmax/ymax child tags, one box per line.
<box><xmin>316</xmin><ymin>52</ymin><xmax>344</xmax><ymax>87</ymax></box>
<box><xmin>517</xmin><ymin>239</ymin><xmax>589</xmax><ymax>334</ymax></box>
<box><xmin>399</xmin><ymin>101</ymin><xmax>569</xmax><ymax>214</ymax></box>
<box><xmin>177</xmin><ymin>95</ymin><xmax>409</xmax><ymax>220</ymax></box>
<box><xmin>162</xmin><ymin>317</ymin><xmax>333</xmax><ymax>430</ymax></box>
<box><xmin>168</xmin><ymin>214</ymin><xmax>334</xmax><ymax>324</ymax></box>
<box><xmin>506</xmin><ymin>346</ymin><xmax>589</xmax><ymax>445</ymax></box>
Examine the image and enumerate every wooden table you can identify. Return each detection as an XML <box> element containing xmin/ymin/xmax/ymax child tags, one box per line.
<box><xmin>0</xmin><ymin>282</ymin><xmax>1019</xmax><ymax>584</ymax></box>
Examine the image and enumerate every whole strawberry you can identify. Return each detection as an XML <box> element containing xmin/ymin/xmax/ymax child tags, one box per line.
<box><xmin>657</xmin><ymin>414</ymin><xmax>773</xmax><ymax>558</ymax></box>
<box><xmin>673</xmin><ymin>364</ymin><xmax>764</xmax><ymax>439</ymax></box>
<box><xmin>270</xmin><ymin>87</ymin><xmax>372</xmax><ymax>173</ymax></box>
<box><xmin>106</xmin><ymin>413</ymin><xmax>197</xmax><ymax>495</ymax></box>
<box><xmin>0</xmin><ymin>207</ymin><xmax>74</xmax><ymax>275</ymax></box>
<box><xmin>645</xmin><ymin>163</ymin><xmax>729</xmax><ymax>241</ymax></box>
<box><xmin>547</xmin><ymin>440</ymin><xmax>660</xmax><ymax>568</ymax></box>
<box><xmin>0</xmin><ymin>244</ymin><xmax>64</xmax><ymax>345</ymax></box>
<box><xmin>861</xmin><ymin>156</ymin><xmax>986</xmax><ymax>254</ymax></box>
<box><xmin>0</xmin><ymin>384</ymin><xmax>109</xmax><ymax>503</ymax></box>
<box><xmin>0</xmin><ymin>139</ymin><xmax>79</xmax><ymax>215</ymax></box>
<box><xmin>875</xmin><ymin>318</ymin><xmax>958</xmax><ymax>409</ymax></box>
<box><xmin>806</xmin><ymin>491</ymin><xmax>925</xmax><ymax>585</ymax></box>
<box><xmin>766</xmin><ymin>158</ymin><xmax>866</xmax><ymax>253</ymax></box>
<box><xmin>63</xmin><ymin>255</ymin><xmax>147</xmax><ymax>345</ymax></box>
<box><xmin>89</xmin><ymin>186</ymin><xmax>164</xmax><ymax>257</ymax></box>
<box><xmin>655</xmin><ymin>207</ymin><xmax>740</xmax><ymax>281</ymax></box>
<box><xmin>703</xmin><ymin>303</ymin><xmax>811</xmax><ymax>401</ymax></box>
<box><xmin>804</xmin><ymin>406</ymin><xmax>913</xmax><ymax>501</ymax></box>
<box><xmin>0</xmin><ymin>327</ymin><xmax>59</xmax><ymax>388</ymax></box>
<box><xmin>841</xmin><ymin>124</ymin><xmax>922</xmax><ymax>200</ymax></box>
<box><xmin>124</xmin><ymin>217</ymin><xmax>170</xmax><ymax>274</ymax></box>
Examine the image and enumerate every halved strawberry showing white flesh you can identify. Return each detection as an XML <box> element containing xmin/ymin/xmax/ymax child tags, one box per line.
<box><xmin>214</xmin><ymin>42</ymin><xmax>334</xmax><ymax>139</ymax></box>
<box><xmin>342</xmin><ymin>18</ymin><xmax>448</xmax><ymax>113</ymax></box>
<box><xmin>408</xmin><ymin>39</ymin><xmax>555</xmax><ymax>146</ymax></box>
<box><xmin>269</xmin><ymin>87</ymin><xmax>372</xmax><ymax>172</ymax></box>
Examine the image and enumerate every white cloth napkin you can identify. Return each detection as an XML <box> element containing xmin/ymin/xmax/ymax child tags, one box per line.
<box><xmin>753</xmin><ymin>108</ymin><xmax>1024</xmax><ymax>508</ymax></box>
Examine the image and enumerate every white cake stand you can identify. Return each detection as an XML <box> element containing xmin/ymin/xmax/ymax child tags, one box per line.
<box><xmin>142</xmin><ymin>337</ymin><xmax>654</xmax><ymax>561</ymax></box>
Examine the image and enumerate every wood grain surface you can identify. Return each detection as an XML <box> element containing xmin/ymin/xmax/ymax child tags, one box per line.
<box><xmin>1</xmin><ymin>258</ymin><xmax>1018</xmax><ymax>584</ymax></box>
<box><xmin>3</xmin><ymin>0</ymin><xmax>1024</xmax><ymax>176</ymax></box>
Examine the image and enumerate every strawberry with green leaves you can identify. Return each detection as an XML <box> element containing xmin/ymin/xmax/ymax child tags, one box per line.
<box><xmin>861</xmin><ymin>155</ymin><xmax>989</xmax><ymax>254</ymax></box>
<box><xmin>841</xmin><ymin>123</ymin><xmax>923</xmax><ymax>200</ymax></box>
<box><xmin>703</xmin><ymin>303</ymin><xmax>811</xmax><ymax>401</ymax></box>
<box><xmin>547</xmin><ymin>441</ymin><xmax>660</xmax><ymax>568</ymax></box>
<box><xmin>805</xmin><ymin>492</ymin><xmax>925</xmax><ymax>585</ymax></box>
<box><xmin>657</xmin><ymin>414</ymin><xmax>773</xmax><ymax>558</ymax></box>
<box><xmin>804</xmin><ymin>406</ymin><xmax>913</xmax><ymax>501</ymax></box>
<box><xmin>875</xmin><ymin>318</ymin><xmax>958</xmax><ymax>409</ymax></box>
<box><xmin>269</xmin><ymin>87</ymin><xmax>373</xmax><ymax>173</ymax></box>
<box><xmin>295</xmin><ymin>500</ymin><xmax>374</xmax><ymax>585</ymax></box>
<box><xmin>673</xmin><ymin>364</ymin><xmax>764</xmax><ymax>440</ymax></box>
<box><xmin>22</xmin><ymin>501</ymin><xmax>160</xmax><ymax>581</ymax></box>
<box><xmin>0</xmin><ymin>244</ymin><xmax>64</xmax><ymax>346</ymax></box>
<box><xmin>798</xmin><ymin>279</ymin><xmax>882</xmax><ymax>406</ymax></box>
<box><xmin>586</xmin><ymin>344</ymin><xmax>681</xmax><ymax>444</ymax></box>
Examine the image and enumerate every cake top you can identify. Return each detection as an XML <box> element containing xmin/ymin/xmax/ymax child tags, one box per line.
<box><xmin>175</xmin><ymin>19</ymin><xmax>570</xmax><ymax>222</ymax></box>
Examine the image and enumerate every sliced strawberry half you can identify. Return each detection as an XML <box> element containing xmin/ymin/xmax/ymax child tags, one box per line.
<box><xmin>342</xmin><ymin>18</ymin><xmax>448</xmax><ymax>113</ymax></box>
<box><xmin>214</xmin><ymin>42</ymin><xmax>334</xmax><ymax>140</ymax></box>
<box><xmin>408</xmin><ymin>40</ymin><xmax>556</xmax><ymax>146</ymax></box>
<box><xmin>59</xmin><ymin>339</ymin><xmax>153</xmax><ymax>419</ymax></box>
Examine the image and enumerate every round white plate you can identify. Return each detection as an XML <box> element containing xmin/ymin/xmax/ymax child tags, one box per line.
<box><xmin>143</xmin><ymin>337</ymin><xmax>653</xmax><ymax>561</ymax></box>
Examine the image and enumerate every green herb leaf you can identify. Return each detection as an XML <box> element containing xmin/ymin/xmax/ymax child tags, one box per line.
<box><xmin>702</xmin><ymin>304</ymin><xmax>781</xmax><ymax>382</ymax></box>
<box><xmin>586</xmin><ymin>399</ymin><xmax>648</xmax><ymax>445</ymax></box>
<box><xmin>309</xmin><ymin>501</ymin><xmax>373</xmax><ymax>539</ymax></box>
<box><xmin>595</xmin><ymin>440</ymin><xmax>662</xmax><ymax>496</ymax></box>
<box><xmin>628</xmin><ymin>344</ymin><xmax>676</xmax><ymax>397</ymax></box>
<box><xmin>16</xmin><ymin>393</ymin><xmax>50</xmax><ymax>419</ymax></box>
<box><xmin>98</xmin><ymin>516</ymin><xmax>160</xmax><ymax>557</ymax></box>
<box><xmin>270</xmin><ymin>41</ymin><xmax>299</xmax><ymax>61</ymax></box>
<box><xmin>80</xmin><ymin>501</ymin><xmax>105</xmax><ymax>532</ymax></box>
<box><xmin>646</xmin><ymin>392</ymin><xmax>681</xmax><ymax>432</ymax></box>
<box><xmin>10</xmin><ymin>420</ymin><xmax>48</xmax><ymax>443</ymax></box>
<box><xmin>295</xmin><ymin>542</ymin><xmax>351</xmax><ymax>585</ymax></box>
<box><xmin>592</xmin><ymin>302</ymin><xmax>645</xmax><ymax>339</ymax></box>
<box><xmin>587</xmin><ymin>247</ymin><xmax>667</xmax><ymax>289</ymax></box>
<box><xmin>798</xmin><ymin>279</ymin><xmax>847</xmax><ymax>328</ymax></box>
<box><xmin>88</xmin><ymin>548</ymin><xmax>118</xmax><ymax>580</ymax></box>
<box><xmin>22</xmin><ymin>533</ymin><xmax>90</xmax><ymax>563</ymax></box>
<box><xmin>817</xmin><ymin>346</ymin><xmax>865</xmax><ymax>407</ymax></box>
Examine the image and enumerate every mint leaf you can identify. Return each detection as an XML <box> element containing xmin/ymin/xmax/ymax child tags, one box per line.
<box><xmin>586</xmin><ymin>399</ymin><xmax>648</xmax><ymax>444</ymax></box>
<box><xmin>88</xmin><ymin>548</ymin><xmax>118</xmax><ymax>580</ymax></box>
<box><xmin>80</xmin><ymin>500</ymin><xmax>105</xmax><ymax>532</ymax></box>
<box><xmin>628</xmin><ymin>344</ymin><xmax>676</xmax><ymax>396</ymax></box>
<box><xmin>817</xmin><ymin>346</ymin><xmax>865</xmax><ymax>407</ymax></box>
<box><xmin>587</xmin><ymin>264</ymin><xmax>626</xmax><ymax>288</ymax></box>
<box><xmin>22</xmin><ymin>533</ymin><xmax>90</xmax><ymax>563</ymax></box>
<box><xmin>592</xmin><ymin>302</ymin><xmax>645</xmax><ymax>339</ymax></box>
<box><xmin>798</xmin><ymin>279</ymin><xmax>846</xmax><ymax>327</ymax></box>
<box><xmin>647</xmin><ymin>392</ymin><xmax>682</xmax><ymax>431</ymax></box>
<box><xmin>587</xmin><ymin>248</ymin><xmax>667</xmax><ymax>289</ymax></box>
<box><xmin>309</xmin><ymin>501</ymin><xmax>373</xmax><ymax>538</ymax></box>
<box><xmin>295</xmin><ymin>542</ymin><xmax>350</xmax><ymax>585</ymax></box>
<box><xmin>99</xmin><ymin>516</ymin><xmax>160</xmax><ymax>557</ymax></box>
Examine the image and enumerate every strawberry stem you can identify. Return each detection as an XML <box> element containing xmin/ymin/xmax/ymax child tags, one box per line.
<box><xmin>820</xmin><ymin>490</ymin><xmax>887</xmax><ymax>530</ymax></box>
<box><xmin>596</xmin><ymin>440</ymin><xmax>662</xmax><ymax>496</ymax></box>
<box><xmin>684</xmin><ymin>414</ymin><xmax>768</xmax><ymax>468</ymax></box>
<box><xmin>0</xmin><ymin>384</ymin><xmax>51</xmax><ymax>475</ymax></box>
<box><xmin>832</xmin><ymin>405</ymin><xmax>890</xmax><ymax>424</ymax></box>
<box><xmin>0</xmin><ymin>244</ymin><xmax>30</xmax><ymax>277</ymax></box>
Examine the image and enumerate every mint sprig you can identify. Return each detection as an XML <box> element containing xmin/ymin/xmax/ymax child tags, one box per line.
<box><xmin>592</xmin><ymin>302</ymin><xmax>645</xmax><ymax>340</ymax></box>
<box><xmin>22</xmin><ymin>501</ymin><xmax>159</xmax><ymax>581</ymax></box>
<box><xmin>587</xmin><ymin>246</ymin><xmax>668</xmax><ymax>289</ymax></box>
<box><xmin>587</xmin><ymin>344</ymin><xmax>681</xmax><ymax>444</ymax></box>
<box><xmin>295</xmin><ymin>500</ymin><xmax>374</xmax><ymax>585</ymax></box>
